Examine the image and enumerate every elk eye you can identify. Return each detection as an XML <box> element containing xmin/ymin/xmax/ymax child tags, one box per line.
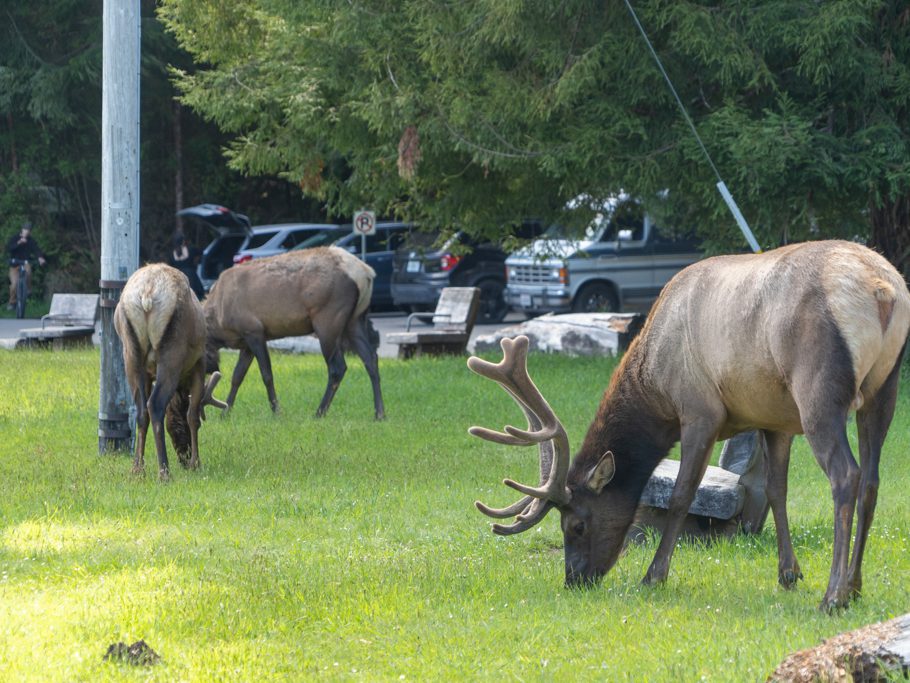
<box><xmin>572</xmin><ymin>521</ymin><xmax>586</xmax><ymax>537</ymax></box>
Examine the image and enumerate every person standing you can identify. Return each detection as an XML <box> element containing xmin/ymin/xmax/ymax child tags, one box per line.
<box><xmin>6</xmin><ymin>222</ymin><xmax>46</xmax><ymax>310</ymax></box>
<box><xmin>168</xmin><ymin>231</ymin><xmax>206</xmax><ymax>300</ymax></box>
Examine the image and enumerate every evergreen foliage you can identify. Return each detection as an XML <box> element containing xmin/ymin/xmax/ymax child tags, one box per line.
<box><xmin>160</xmin><ymin>1</ymin><xmax>910</xmax><ymax>273</ymax></box>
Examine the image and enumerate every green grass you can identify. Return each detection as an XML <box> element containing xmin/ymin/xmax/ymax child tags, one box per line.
<box><xmin>0</xmin><ymin>297</ymin><xmax>51</xmax><ymax>319</ymax></box>
<box><xmin>1</xmin><ymin>348</ymin><xmax>909</xmax><ymax>681</ymax></box>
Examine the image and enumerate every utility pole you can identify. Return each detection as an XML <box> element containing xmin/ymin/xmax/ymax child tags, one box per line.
<box><xmin>98</xmin><ymin>0</ymin><xmax>141</xmax><ymax>453</ymax></box>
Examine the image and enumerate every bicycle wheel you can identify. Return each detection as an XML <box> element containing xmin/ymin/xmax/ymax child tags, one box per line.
<box><xmin>15</xmin><ymin>266</ymin><xmax>27</xmax><ymax>319</ymax></box>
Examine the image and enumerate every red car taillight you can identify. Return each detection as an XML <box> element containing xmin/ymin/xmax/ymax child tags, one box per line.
<box><xmin>233</xmin><ymin>254</ymin><xmax>252</xmax><ymax>264</ymax></box>
<box><xmin>440</xmin><ymin>253</ymin><xmax>461</xmax><ymax>271</ymax></box>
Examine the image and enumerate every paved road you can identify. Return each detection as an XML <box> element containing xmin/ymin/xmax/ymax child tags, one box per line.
<box><xmin>1</xmin><ymin>311</ymin><xmax>527</xmax><ymax>357</ymax></box>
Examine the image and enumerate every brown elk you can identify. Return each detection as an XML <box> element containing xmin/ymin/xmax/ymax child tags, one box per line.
<box><xmin>114</xmin><ymin>263</ymin><xmax>226</xmax><ymax>480</ymax></box>
<box><xmin>469</xmin><ymin>240</ymin><xmax>910</xmax><ymax>611</ymax></box>
<box><xmin>203</xmin><ymin>246</ymin><xmax>384</xmax><ymax>419</ymax></box>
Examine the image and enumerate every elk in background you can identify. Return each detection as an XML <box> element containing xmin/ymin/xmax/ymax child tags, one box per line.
<box><xmin>469</xmin><ymin>240</ymin><xmax>910</xmax><ymax>611</ymax></box>
<box><xmin>114</xmin><ymin>263</ymin><xmax>226</xmax><ymax>481</ymax></box>
<box><xmin>203</xmin><ymin>246</ymin><xmax>385</xmax><ymax>419</ymax></box>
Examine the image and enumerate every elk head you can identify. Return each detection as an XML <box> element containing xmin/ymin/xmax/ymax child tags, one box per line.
<box><xmin>469</xmin><ymin>335</ymin><xmax>627</xmax><ymax>587</ymax></box>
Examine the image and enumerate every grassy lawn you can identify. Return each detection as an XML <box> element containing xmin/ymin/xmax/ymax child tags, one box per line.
<box><xmin>1</xmin><ymin>346</ymin><xmax>908</xmax><ymax>681</ymax></box>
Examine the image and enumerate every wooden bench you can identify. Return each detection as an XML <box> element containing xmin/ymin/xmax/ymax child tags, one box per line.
<box><xmin>630</xmin><ymin>430</ymin><xmax>769</xmax><ymax>539</ymax></box>
<box><xmin>387</xmin><ymin>287</ymin><xmax>480</xmax><ymax>359</ymax></box>
<box><xmin>19</xmin><ymin>293</ymin><xmax>99</xmax><ymax>349</ymax></box>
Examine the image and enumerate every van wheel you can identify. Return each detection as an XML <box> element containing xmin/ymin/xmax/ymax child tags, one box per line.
<box><xmin>475</xmin><ymin>278</ymin><xmax>508</xmax><ymax>324</ymax></box>
<box><xmin>572</xmin><ymin>283</ymin><xmax>619</xmax><ymax>313</ymax></box>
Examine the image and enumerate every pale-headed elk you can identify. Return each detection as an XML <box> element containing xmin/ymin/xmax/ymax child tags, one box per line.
<box><xmin>114</xmin><ymin>263</ymin><xmax>226</xmax><ymax>481</ymax></box>
<box><xmin>203</xmin><ymin>246</ymin><xmax>384</xmax><ymax>419</ymax></box>
<box><xmin>469</xmin><ymin>240</ymin><xmax>910</xmax><ymax>611</ymax></box>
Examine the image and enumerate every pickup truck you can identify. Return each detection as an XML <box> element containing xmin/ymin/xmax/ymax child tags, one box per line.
<box><xmin>504</xmin><ymin>208</ymin><xmax>702</xmax><ymax>315</ymax></box>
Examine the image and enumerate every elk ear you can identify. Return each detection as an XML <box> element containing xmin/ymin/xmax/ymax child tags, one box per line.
<box><xmin>584</xmin><ymin>451</ymin><xmax>615</xmax><ymax>494</ymax></box>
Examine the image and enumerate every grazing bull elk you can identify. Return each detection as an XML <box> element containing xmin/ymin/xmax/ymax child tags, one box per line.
<box><xmin>469</xmin><ymin>240</ymin><xmax>910</xmax><ymax>611</ymax></box>
<box><xmin>114</xmin><ymin>263</ymin><xmax>226</xmax><ymax>480</ymax></box>
<box><xmin>204</xmin><ymin>246</ymin><xmax>384</xmax><ymax>419</ymax></box>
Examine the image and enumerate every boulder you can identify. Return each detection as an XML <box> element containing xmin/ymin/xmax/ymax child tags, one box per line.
<box><xmin>469</xmin><ymin>312</ymin><xmax>644</xmax><ymax>357</ymax></box>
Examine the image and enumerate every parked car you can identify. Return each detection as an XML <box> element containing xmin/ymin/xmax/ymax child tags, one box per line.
<box><xmin>320</xmin><ymin>222</ymin><xmax>413</xmax><ymax>309</ymax></box>
<box><xmin>504</xmin><ymin>200</ymin><xmax>702</xmax><ymax>316</ymax></box>
<box><xmin>390</xmin><ymin>222</ymin><xmax>543</xmax><ymax>324</ymax></box>
<box><xmin>231</xmin><ymin>223</ymin><xmax>343</xmax><ymax>265</ymax></box>
<box><xmin>177</xmin><ymin>204</ymin><xmax>343</xmax><ymax>291</ymax></box>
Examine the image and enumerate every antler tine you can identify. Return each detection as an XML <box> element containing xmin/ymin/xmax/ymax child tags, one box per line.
<box><xmin>199</xmin><ymin>371</ymin><xmax>227</xmax><ymax>420</ymax></box>
<box><xmin>468</xmin><ymin>336</ymin><xmax>573</xmax><ymax>534</ymax></box>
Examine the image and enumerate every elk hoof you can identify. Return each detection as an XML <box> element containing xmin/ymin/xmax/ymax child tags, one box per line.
<box><xmin>778</xmin><ymin>567</ymin><xmax>803</xmax><ymax>589</ymax></box>
<box><xmin>158</xmin><ymin>468</ymin><xmax>171</xmax><ymax>483</ymax></box>
<box><xmin>130</xmin><ymin>465</ymin><xmax>145</xmax><ymax>477</ymax></box>
<box><xmin>819</xmin><ymin>591</ymin><xmax>850</xmax><ymax>613</ymax></box>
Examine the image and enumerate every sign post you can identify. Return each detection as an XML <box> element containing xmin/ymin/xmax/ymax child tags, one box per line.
<box><xmin>352</xmin><ymin>209</ymin><xmax>376</xmax><ymax>261</ymax></box>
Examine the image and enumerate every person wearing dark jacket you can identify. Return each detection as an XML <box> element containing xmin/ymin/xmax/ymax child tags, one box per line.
<box><xmin>7</xmin><ymin>222</ymin><xmax>46</xmax><ymax>310</ymax></box>
<box><xmin>168</xmin><ymin>231</ymin><xmax>206</xmax><ymax>300</ymax></box>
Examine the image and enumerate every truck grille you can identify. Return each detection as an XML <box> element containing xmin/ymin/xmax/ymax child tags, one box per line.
<box><xmin>509</xmin><ymin>264</ymin><xmax>554</xmax><ymax>285</ymax></box>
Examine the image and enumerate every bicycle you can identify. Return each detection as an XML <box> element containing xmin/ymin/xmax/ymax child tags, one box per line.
<box><xmin>9</xmin><ymin>258</ymin><xmax>30</xmax><ymax>319</ymax></box>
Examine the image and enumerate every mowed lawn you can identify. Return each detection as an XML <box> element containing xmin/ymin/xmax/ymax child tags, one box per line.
<box><xmin>1</xmin><ymin>347</ymin><xmax>909</xmax><ymax>681</ymax></box>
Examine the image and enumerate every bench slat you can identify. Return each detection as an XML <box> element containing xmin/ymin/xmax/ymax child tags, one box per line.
<box><xmin>640</xmin><ymin>459</ymin><xmax>745</xmax><ymax>520</ymax></box>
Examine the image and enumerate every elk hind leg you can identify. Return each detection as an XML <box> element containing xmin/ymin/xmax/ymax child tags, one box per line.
<box><xmin>762</xmin><ymin>430</ymin><xmax>802</xmax><ymax>588</ymax></box>
<box><xmin>243</xmin><ymin>334</ymin><xmax>280</xmax><ymax>413</ymax></box>
<box><xmin>316</xmin><ymin>346</ymin><xmax>347</xmax><ymax>418</ymax></box>
<box><xmin>131</xmin><ymin>374</ymin><xmax>151</xmax><ymax>476</ymax></box>
<box><xmin>148</xmin><ymin>371</ymin><xmax>180</xmax><ymax>481</ymax></box>
<box><xmin>224</xmin><ymin>347</ymin><xmax>255</xmax><ymax>413</ymax></box>
<box><xmin>802</xmin><ymin>416</ymin><xmax>859</xmax><ymax>611</ymax></box>
<box><xmin>849</xmin><ymin>354</ymin><xmax>902</xmax><ymax>599</ymax></box>
<box><xmin>184</xmin><ymin>363</ymin><xmax>204</xmax><ymax>470</ymax></box>
<box><xmin>346</xmin><ymin>314</ymin><xmax>384</xmax><ymax>420</ymax></box>
<box><xmin>643</xmin><ymin>412</ymin><xmax>722</xmax><ymax>585</ymax></box>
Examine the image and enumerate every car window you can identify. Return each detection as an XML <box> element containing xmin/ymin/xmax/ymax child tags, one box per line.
<box><xmin>342</xmin><ymin>227</ymin><xmax>409</xmax><ymax>253</ymax></box>
<box><xmin>246</xmin><ymin>231</ymin><xmax>279</xmax><ymax>249</ymax></box>
<box><xmin>281</xmin><ymin>228</ymin><xmax>322</xmax><ymax>249</ymax></box>
<box><xmin>295</xmin><ymin>229</ymin><xmax>339</xmax><ymax>250</ymax></box>
<box><xmin>651</xmin><ymin>224</ymin><xmax>700</xmax><ymax>250</ymax></box>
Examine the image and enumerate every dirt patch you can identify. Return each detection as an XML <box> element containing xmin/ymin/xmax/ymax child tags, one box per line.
<box><xmin>104</xmin><ymin>640</ymin><xmax>161</xmax><ymax>666</ymax></box>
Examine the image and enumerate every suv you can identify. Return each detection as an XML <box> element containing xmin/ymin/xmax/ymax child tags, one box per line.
<box><xmin>328</xmin><ymin>223</ymin><xmax>413</xmax><ymax>309</ymax></box>
<box><xmin>177</xmin><ymin>204</ymin><xmax>342</xmax><ymax>291</ymax></box>
<box><xmin>391</xmin><ymin>222</ymin><xmax>543</xmax><ymax>324</ymax></box>
<box><xmin>504</xmin><ymin>201</ymin><xmax>702</xmax><ymax>315</ymax></box>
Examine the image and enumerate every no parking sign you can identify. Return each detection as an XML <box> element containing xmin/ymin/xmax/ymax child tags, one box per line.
<box><xmin>352</xmin><ymin>209</ymin><xmax>375</xmax><ymax>261</ymax></box>
<box><xmin>353</xmin><ymin>210</ymin><xmax>376</xmax><ymax>236</ymax></box>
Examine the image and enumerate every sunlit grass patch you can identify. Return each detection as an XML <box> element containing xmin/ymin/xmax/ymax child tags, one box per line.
<box><xmin>0</xmin><ymin>347</ymin><xmax>908</xmax><ymax>680</ymax></box>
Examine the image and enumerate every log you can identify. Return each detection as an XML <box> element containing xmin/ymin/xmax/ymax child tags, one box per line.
<box><xmin>768</xmin><ymin>613</ymin><xmax>910</xmax><ymax>682</ymax></box>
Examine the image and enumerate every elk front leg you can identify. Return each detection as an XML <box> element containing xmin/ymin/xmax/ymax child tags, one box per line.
<box><xmin>763</xmin><ymin>430</ymin><xmax>802</xmax><ymax>588</ymax></box>
<box><xmin>643</xmin><ymin>415</ymin><xmax>720</xmax><ymax>586</ymax></box>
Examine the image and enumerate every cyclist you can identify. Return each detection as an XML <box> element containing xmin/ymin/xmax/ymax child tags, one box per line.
<box><xmin>6</xmin><ymin>221</ymin><xmax>46</xmax><ymax>311</ymax></box>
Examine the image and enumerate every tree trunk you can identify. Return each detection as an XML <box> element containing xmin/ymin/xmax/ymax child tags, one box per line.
<box><xmin>869</xmin><ymin>194</ymin><xmax>910</xmax><ymax>285</ymax></box>
<box><xmin>174</xmin><ymin>100</ymin><xmax>184</xmax><ymax>234</ymax></box>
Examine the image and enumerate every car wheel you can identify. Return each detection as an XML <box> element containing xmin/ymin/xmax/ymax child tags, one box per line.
<box><xmin>475</xmin><ymin>278</ymin><xmax>508</xmax><ymax>324</ymax></box>
<box><xmin>572</xmin><ymin>282</ymin><xmax>619</xmax><ymax>313</ymax></box>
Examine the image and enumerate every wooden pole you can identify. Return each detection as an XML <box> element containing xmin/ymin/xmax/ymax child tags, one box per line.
<box><xmin>98</xmin><ymin>0</ymin><xmax>141</xmax><ymax>453</ymax></box>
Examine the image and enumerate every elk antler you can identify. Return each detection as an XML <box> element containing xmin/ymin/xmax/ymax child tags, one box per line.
<box><xmin>200</xmin><ymin>371</ymin><xmax>227</xmax><ymax>420</ymax></box>
<box><xmin>468</xmin><ymin>336</ymin><xmax>572</xmax><ymax>535</ymax></box>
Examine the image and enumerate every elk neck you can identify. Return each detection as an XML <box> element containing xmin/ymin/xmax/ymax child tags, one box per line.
<box><xmin>569</xmin><ymin>348</ymin><xmax>679</xmax><ymax>501</ymax></box>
